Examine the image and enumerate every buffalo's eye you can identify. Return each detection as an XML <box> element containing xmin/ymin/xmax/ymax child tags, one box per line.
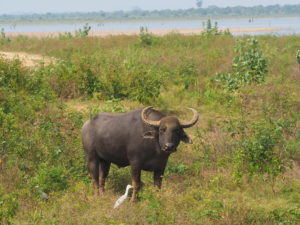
<box><xmin>159</xmin><ymin>127</ymin><xmax>166</xmax><ymax>133</ymax></box>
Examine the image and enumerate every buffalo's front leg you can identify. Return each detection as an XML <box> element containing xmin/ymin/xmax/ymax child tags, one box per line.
<box><xmin>130</xmin><ymin>165</ymin><xmax>141</xmax><ymax>202</ymax></box>
<box><xmin>99</xmin><ymin>160</ymin><xmax>111</xmax><ymax>193</ymax></box>
<box><xmin>87</xmin><ymin>156</ymin><xmax>100</xmax><ymax>195</ymax></box>
<box><xmin>153</xmin><ymin>170</ymin><xmax>164</xmax><ymax>189</ymax></box>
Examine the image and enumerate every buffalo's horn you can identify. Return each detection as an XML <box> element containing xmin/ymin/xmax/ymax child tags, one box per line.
<box><xmin>141</xmin><ymin>106</ymin><xmax>161</xmax><ymax>127</ymax></box>
<box><xmin>180</xmin><ymin>108</ymin><xmax>199</xmax><ymax>128</ymax></box>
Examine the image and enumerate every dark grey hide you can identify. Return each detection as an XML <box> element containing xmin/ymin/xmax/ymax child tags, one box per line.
<box><xmin>82</xmin><ymin>107</ymin><xmax>198</xmax><ymax>201</ymax></box>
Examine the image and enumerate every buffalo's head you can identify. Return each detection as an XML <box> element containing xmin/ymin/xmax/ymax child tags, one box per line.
<box><xmin>142</xmin><ymin>106</ymin><xmax>199</xmax><ymax>153</ymax></box>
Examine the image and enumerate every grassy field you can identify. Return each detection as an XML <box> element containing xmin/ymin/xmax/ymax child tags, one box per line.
<box><xmin>0</xmin><ymin>31</ymin><xmax>300</xmax><ymax>224</ymax></box>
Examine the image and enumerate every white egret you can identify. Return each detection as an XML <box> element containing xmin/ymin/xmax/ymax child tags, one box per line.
<box><xmin>113</xmin><ymin>184</ymin><xmax>132</xmax><ymax>209</ymax></box>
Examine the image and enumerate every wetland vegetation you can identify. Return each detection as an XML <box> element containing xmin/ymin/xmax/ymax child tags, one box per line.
<box><xmin>0</xmin><ymin>29</ymin><xmax>300</xmax><ymax>224</ymax></box>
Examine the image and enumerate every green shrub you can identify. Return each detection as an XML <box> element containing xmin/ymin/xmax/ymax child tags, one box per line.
<box><xmin>0</xmin><ymin>57</ymin><xmax>53</xmax><ymax>101</ymax></box>
<box><xmin>166</xmin><ymin>162</ymin><xmax>189</xmax><ymax>175</ymax></box>
<box><xmin>99</xmin><ymin>59</ymin><xmax>163</xmax><ymax>103</ymax></box>
<box><xmin>0</xmin><ymin>58</ymin><xmax>56</xmax><ymax>162</ymax></box>
<box><xmin>75</xmin><ymin>23</ymin><xmax>91</xmax><ymax>38</ymax></box>
<box><xmin>139</xmin><ymin>26</ymin><xmax>155</xmax><ymax>47</ymax></box>
<box><xmin>32</xmin><ymin>164</ymin><xmax>68</xmax><ymax>193</ymax></box>
<box><xmin>233</xmin><ymin>38</ymin><xmax>268</xmax><ymax>83</ymax></box>
<box><xmin>201</xmin><ymin>19</ymin><xmax>220</xmax><ymax>36</ymax></box>
<box><xmin>227</xmin><ymin>117</ymin><xmax>295</xmax><ymax>180</ymax></box>
<box><xmin>74</xmin><ymin>56</ymin><xmax>101</xmax><ymax>96</ymax></box>
<box><xmin>0</xmin><ymin>57</ymin><xmax>26</xmax><ymax>91</ymax></box>
<box><xmin>42</xmin><ymin>56</ymin><xmax>163</xmax><ymax>102</ymax></box>
<box><xmin>129</xmin><ymin>67</ymin><xmax>163</xmax><ymax>104</ymax></box>
<box><xmin>98</xmin><ymin>64</ymin><xmax>130</xmax><ymax>99</ymax></box>
<box><xmin>0</xmin><ymin>108</ymin><xmax>19</xmax><ymax>156</ymax></box>
<box><xmin>0</xmin><ymin>189</ymin><xmax>19</xmax><ymax>225</ymax></box>
<box><xmin>44</xmin><ymin>57</ymin><xmax>102</xmax><ymax>98</ymax></box>
<box><xmin>175</xmin><ymin>59</ymin><xmax>198</xmax><ymax>89</ymax></box>
<box><xmin>26</xmin><ymin>69</ymin><xmax>55</xmax><ymax>100</ymax></box>
<box><xmin>216</xmin><ymin>38</ymin><xmax>268</xmax><ymax>91</ymax></box>
<box><xmin>44</xmin><ymin>60</ymin><xmax>81</xmax><ymax>98</ymax></box>
<box><xmin>98</xmin><ymin>100</ymin><xmax>126</xmax><ymax>113</ymax></box>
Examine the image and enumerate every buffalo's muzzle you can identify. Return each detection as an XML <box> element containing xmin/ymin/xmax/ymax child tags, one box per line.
<box><xmin>162</xmin><ymin>143</ymin><xmax>176</xmax><ymax>153</ymax></box>
<box><xmin>165</xmin><ymin>143</ymin><xmax>175</xmax><ymax>149</ymax></box>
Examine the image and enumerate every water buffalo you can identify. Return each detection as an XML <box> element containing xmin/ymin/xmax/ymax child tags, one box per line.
<box><xmin>82</xmin><ymin>106</ymin><xmax>198</xmax><ymax>201</ymax></box>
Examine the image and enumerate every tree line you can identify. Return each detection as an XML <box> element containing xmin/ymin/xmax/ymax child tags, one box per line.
<box><xmin>0</xmin><ymin>4</ymin><xmax>300</xmax><ymax>24</ymax></box>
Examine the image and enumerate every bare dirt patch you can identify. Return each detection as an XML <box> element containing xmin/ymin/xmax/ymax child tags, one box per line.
<box><xmin>0</xmin><ymin>51</ymin><xmax>54</xmax><ymax>67</ymax></box>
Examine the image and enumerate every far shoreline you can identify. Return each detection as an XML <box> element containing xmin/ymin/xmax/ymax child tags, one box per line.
<box><xmin>5</xmin><ymin>27</ymin><xmax>283</xmax><ymax>38</ymax></box>
<box><xmin>1</xmin><ymin>15</ymin><xmax>300</xmax><ymax>26</ymax></box>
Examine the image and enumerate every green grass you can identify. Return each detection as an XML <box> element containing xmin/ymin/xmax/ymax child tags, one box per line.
<box><xmin>0</xmin><ymin>33</ymin><xmax>299</xmax><ymax>224</ymax></box>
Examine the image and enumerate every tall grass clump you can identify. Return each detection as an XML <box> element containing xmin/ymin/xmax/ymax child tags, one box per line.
<box><xmin>0</xmin><ymin>28</ymin><xmax>10</xmax><ymax>45</ymax></box>
<box><xmin>58</xmin><ymin>23</ymin><xmax>91</xmax><ymax>40</ymax></box>
<box><xmin>201</xmin><ymin>19</ymin><xmax>231</xmax><ymax>37</ymax></box>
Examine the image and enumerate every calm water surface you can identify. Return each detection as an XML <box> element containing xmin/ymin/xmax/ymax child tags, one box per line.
<box><xmin>1</xmin><ymin>17</ymin><xmax>300</xmax><ymax>36</ymax></box>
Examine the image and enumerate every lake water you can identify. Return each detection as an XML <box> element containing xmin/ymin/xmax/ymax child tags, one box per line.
<box><xmin>1</xmin><ymin>17</ymin><xmax>300</xmax><ymax>36</ymax></box>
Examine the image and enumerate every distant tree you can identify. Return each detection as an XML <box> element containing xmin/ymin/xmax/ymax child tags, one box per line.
<box><xmin>1</xmin><ymin>4</ymin><xmax>300</xmax><ymax>23</ymax></box>
<box><xmin>196</xmin><ymin>0</ymin><xmax>203</xmax><ymax>8</ymax></box>
<box><xmin>132</xmin><ymin>6</ymin><xmax>142</xmax><ymax>12</ymax></box>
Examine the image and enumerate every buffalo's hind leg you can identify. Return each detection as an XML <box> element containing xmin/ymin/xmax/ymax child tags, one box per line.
<box><xmin>130</xmin><ymin>164</ymin><xmax>141</xmax><ymax>202</ymax></box>
<box><xmin>87</xmin><ymin>154</ymin><xmax>100</xmax><ymax>196</ymax></box>
<box><xmin>99</xmin><ymin>159</ymin><xmax>111</xmax><ymax>193</ymax></box>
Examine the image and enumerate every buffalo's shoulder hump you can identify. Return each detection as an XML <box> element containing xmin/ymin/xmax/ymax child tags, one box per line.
<box><xmin>91</xmin><ymin>114</ymin><xmax>99</xmax><ymax>120</ymax></box>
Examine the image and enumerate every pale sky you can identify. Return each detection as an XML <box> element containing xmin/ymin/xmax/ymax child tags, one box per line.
<box><xmin>1</xmin><ymin>0</ymin><xmax>300</xmax><ymax>14</ymax></box>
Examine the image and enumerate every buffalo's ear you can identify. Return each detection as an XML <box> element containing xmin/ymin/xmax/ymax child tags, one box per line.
<box><xmin>143</xmin><ymin>130</ymin><xmax>158</xmax><ymax>139</ymax></box>
<box><xmin>181</xmin><ymin>131</ymin><xmax>192</xmax><ymax>144</ymax></box>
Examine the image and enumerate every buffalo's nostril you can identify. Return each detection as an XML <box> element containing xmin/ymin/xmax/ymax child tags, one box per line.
<box><xmin>165</xmin><ymin>143</ymin><xmax>175</xmax><ymax>149</ymax></box>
